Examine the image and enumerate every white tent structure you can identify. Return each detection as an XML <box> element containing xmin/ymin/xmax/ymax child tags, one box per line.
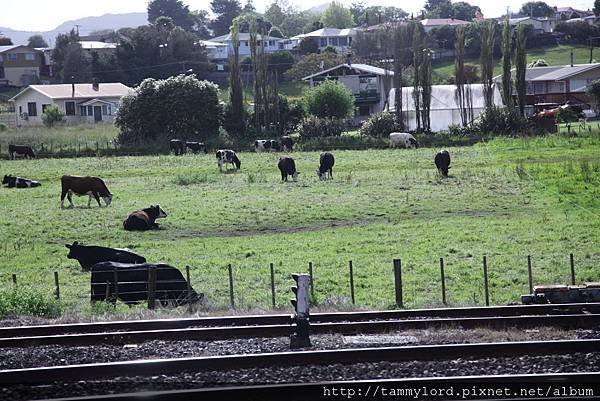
<box><xmin>388</xmin><ymin>84</ymin><xmax>503</xmax><ymax>132</ymax></box>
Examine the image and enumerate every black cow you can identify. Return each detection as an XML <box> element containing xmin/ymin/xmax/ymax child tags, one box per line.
<box><xmin>281</xmin><ymin>136</ymin><xmax>294</xmax><ymax>152</ymax></box>
<box><xmin>123</xmin><ymin>205</ymin><xmax>167</xmax><ymax>231</ymax></box>
<box><xmin>185</xmin><ymin>141</ymin><xmax>206</xmax><ymax>153</ymax></box>
<box><xmin>170</xmin><ymin>139</ymin><xmax>186</xmax><ymax>156</ymax></box>
<box><xmin>2</xmin><ymin>175</ymin><xmax>41</xmax><ymax>188</ymax></box>
<box><xmin>434</xmin><ymin>150</ymin><xmax>451</xmax><ymax>177</ymax></box>
<box><xmin>317</xmin><ymin>152</ymin><xmax>335</xmax><ymax>180</ymax></box>
<box><xmin>278</xmin><ymin>156</ymin><xmax>299</xmax><ymax>182</ymax></box>
<box><xmin>90</xmin><ymin>262</ymin><xmax>203</xmax><ymax>306</ymax></box>
<box><xmin>216</xmin><ymin>149</ymin><xmax>241</xmax><ymax>171</ymax></box>
<box><xmin>66</xmin><ymin>241</ymin><xmax>146</xmax><ymax>271</ymax></box>
<box><xmin>8</xmin><ymin>144</ymin><xmax>36</xmax><ymax>160</ymax></box>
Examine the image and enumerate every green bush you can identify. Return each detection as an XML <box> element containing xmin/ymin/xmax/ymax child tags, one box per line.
<box><xmin>555</xmin><ymin>107</ymin><xmax>578</xmax><ymax>124</ymax></box>
<box><xmin>475</xmin><ymin>106</ymin><xmax>528</xmax><ymax>136</ymax></box>
<box><xmin>0</xmin><ymin>289</ymin><xmax>62</xmax><ymax>318</ymax></box>
<box><xmin>359</xmin><ymin>112</ymin><xmax>398</xmax><ymax>138</ymax></box>
<box><xmin>0</xmin><ymin>122</ymin><xmax>6</xmax><ymax>132</ymax></box>
<box><xmin>304</xmin><ymin>80</ymin><xmax>355</xmax><ymax>119</ymax></box>
<box><xmin>298</xmin><ymin>135</ymin><xmax>387</xmax><ymax>151</ymax></box>
<box><xmin>42</xmin><ymin>104</ymin><xmax>65</xmax><ymax>127</ymax></box>
<box><xmin>295</xmin><ymin>116</ymin><xmax>345</xmax><ymax>139</ymax></box>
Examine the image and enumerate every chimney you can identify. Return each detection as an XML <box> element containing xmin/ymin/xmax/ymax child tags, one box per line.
<box><xmin>92</xmin><ymin>77</ymin><xmax>99</xmax><ymax>91</ymax></box>
<box><xmin>71</xmin><ymin>76</ymin><xmax>75</xmax><ymax>98</ymax></box>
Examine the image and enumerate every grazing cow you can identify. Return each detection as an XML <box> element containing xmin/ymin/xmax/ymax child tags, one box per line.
<box><xmin>185</xmin><ymin>141</ymin><xmax>206</xmax><ymax>153</ymax></box>
<box><xmin>65</xmin><ymin>241</ymin><xmax>146</xmax><ymax>271</ymax></box>
<box><xmin>281</xmin><ymin>136</ymin><xmax>294</xmax><ymax>152</ymax></box>
<box><xmin>90</xmin><ymin>262</ymin><xmax>203</xmax><ymax>306</ymax></box>
<box><xmin>434</xmin><ymin>150</ymin><xmax>451</xmax><ymax>177</ymax></box>
<box><xmin>390</xmin><ymin>133</ymin><xmax>418</xmax><ymax>149</ymax></box>
<box><xmin>8</xmin><ymin>144</ymin><xmax>36</xmax><ymax>160</ymax></box>
<box><xmin>170</xmin><ymin>139</ymin><xmax>186</xmax><ymax>156</ymax></box>
<box><xmin>216</xmin><ymin>149</ymin><xmax>241</xmax><ymax>171</ymax></box>
<box><xmin>2</xmin><ymin>175</ymin><xmax>41</xmax><ymax>188</ymax></box>
<box><xmin>278</xmin><ymin>156</ymin><xmax>299</xmax><ymax>182</ymax></box>
<box><xmin>61</xmin><ymin>175</ymin><xmax>113</xmax><ymax>208</ymax></box>
<box><xmin>316</xmin><ymin>152</ymin><xmax>335</xmax><ymax>180</ymax></box>
<box><xmin>123</xmin><ymin>205</ymin><xmax>167</xmax><ymax>231</ymax></box>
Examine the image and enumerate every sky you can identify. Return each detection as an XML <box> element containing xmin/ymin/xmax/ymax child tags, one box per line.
<box><xmin>0</xmin><ymin>0</ymin><xmax>595</xmax><ymax>32</ymax></box>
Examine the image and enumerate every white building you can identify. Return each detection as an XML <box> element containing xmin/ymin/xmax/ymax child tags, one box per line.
<box><xmin>290</xmin><ymin>28</ymin><xmax>357</xmax><ymax>53</ymax></box>
<box><xmin>9</xmin><ymin>82</ymin><xmax>132</xmax><ymax>126</ymax></box>
<box><xmin>420</xmin><ymin>18</ymin><xmax>470</xmax><ymax>33</ymax></box>
<box><xmin>388</xmin><ymin>84</ymin><xmax>502</xmax><ymax>132</ymax></box>
<box><xmin>303</xmin><ymin>63</ymin><xmax>393</xmax><ymax>123</ymax></box>
<box><xmin>198</xmin><ymin>40</ymin><xmax>228</xmax><ymax>61</ymax></box>
<box><xmin>209</xmin><ymin>32</ymin><xmax>283</xmax><ymax>58</ymax></box>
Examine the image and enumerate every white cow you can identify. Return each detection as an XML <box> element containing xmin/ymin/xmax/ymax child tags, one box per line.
<box><xmin>389</xmin><ymin>133</ymin><xmax>418</xmax><ymax>149</ymax></box>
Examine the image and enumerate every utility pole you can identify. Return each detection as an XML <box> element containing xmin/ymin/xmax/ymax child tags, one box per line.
<box><xmin>74</xmin><ymin>24</ymin><xmax>81</xmax><ymax>35</ymax></box>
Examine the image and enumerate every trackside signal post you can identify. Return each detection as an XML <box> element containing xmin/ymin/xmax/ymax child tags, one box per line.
<box><xmin>290</xmin><ymin>273</ymin><xmax>311</xmax><ymax>349</ymax></box>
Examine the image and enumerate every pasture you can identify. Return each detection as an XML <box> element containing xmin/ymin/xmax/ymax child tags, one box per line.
<box><xmin>0</xmin><ymin>133</ymin><xmax>599</xmax><ymax>317</ymax></box>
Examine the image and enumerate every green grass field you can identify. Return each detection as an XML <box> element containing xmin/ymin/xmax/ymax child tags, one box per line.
<box><xmin>0</xmin><ymin>133</ymin><xmax>599</xmax><ymax>317</ymax></box>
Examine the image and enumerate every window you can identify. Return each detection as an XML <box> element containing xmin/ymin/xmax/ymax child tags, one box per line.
<box><xmin>25</xmin><ymin>53</ymin><xmax>36</xmax><ymax>61</ymax></box>
<box><xmin>102</xmin><ymin>105</ymin><xmax>108</xmax><ymax>115</ymax></box>
<box><xmin>41</xmin><ymin>104</ymin><xmax>50</xmax><ymax>113</ymax></box>
<box><xmin>357</xmin><ymin>105</ymin><xmax>370</xmax><ymax>116</ymax></box>
<box><xmin>87</xmin><ymin>106</ymin><xmax>93</xmax><ymax>116</ymax></box>
<box><xmin>548</xmin><ymin>81</ymin><xmax>565</xmax><ymax>93</ymax></box>
<box><xmin>65</xmin><ymin>101</ymin><xmax>75</xmax><ymax>116</ymax></box>
<box><xmin>27</xmin><ymin>102</ymin><xmax>37</xmax><ymax>116</ymax></box>
<box><xmin>7</xmin><ymin>53</ymin><xmax>17</xmax><ymax>61</ymax></box>
<box><xmin>242</xmin><ymin>41</ymin><xmax>248</xmax><ymax>47</ymax></box>
<box><xmin>80</xmin><ymin>106</ymin><xmax>87</xmax><ymax>116</ymax></box>
<box><xmin>533</xmin><ymin>82</ymin><xmax>545</xmax><ymax>94</ymax></box>
<box><xmin>339</xmin><ymin>37</ymin><xmax>348</xmax><ymax>46</ymax></box>
<box><xmin>0</xmin><ymin>55</ymin><xmax>3</xmax><ymax>62</ymax></box>
<box><xmin>320</xmin><ymin>38</ymin><xmax>327</xmax><ymax>47</ymax></box>
<box><xmin>328</xmin><ymin>37</ymin><xmax>338</xmax><ymax>46</ymax></box>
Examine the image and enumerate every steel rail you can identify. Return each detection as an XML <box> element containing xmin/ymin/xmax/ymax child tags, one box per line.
<box><xmin>1</xmin><ymin>339</ymin><xmax>599</xmax><ymax>385</ymax></box>
<box><xmin>1</xmin><ymin>302</ymin><xmax>599</xmax><ymax>338</ymax></box>
<box><xmin>1</xmin><ymin>313</ymin><xmax>599</xmax><ymax>348</ymax></box>
<box><xmin>43</xmin><ymin>372</ymin><xmax>600</xmax><ymax>401</ymax></box>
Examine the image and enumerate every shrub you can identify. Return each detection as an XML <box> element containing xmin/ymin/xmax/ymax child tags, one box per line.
<box><xmin>475</xmin><ymin>106</ymin><xmax>528</xmax><ymax>136</ymax></box>
<box><xmin>555</xmin><ymin>107</ymin><xmax>578</xmax><ymax>123</ymax></box>
<box><xmin>0</xmin><ymin>122</ymin><xmax>6</xmax><ymax>132</ymax></box>
<box><xmin>284</xmin><ymin>52</ymin><xmax>343</xmax><ymax>81</ymax></box>
<box><xmin>304</xmin><ymin>80</ymin><xmax>355</xmax><ymax>119</ymax></box>
<box><xmin>0</xmin><ymin>289</ymin><xmax>62</xmax><ymax>318</ymax></box>
<box><xmin>42</xmin><ymin>104</ymin><xmax>65</xmax><ymax>127</ymax></box>
<box><xmin>115</xmin><ymin>74</ymin><xmax>223</xmax><ymax>145</ymax></box>
<box><xmin>295</xmin><ymin>116</ymin><xmax>345</xmax><ymax>139</ymax></box>
<box><xmin>359</xmin><ymin>112</ymin><xmax>398</xmax><ymax>138</ymax></box>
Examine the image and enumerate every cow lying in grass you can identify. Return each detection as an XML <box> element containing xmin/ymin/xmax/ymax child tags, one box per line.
<box><xmin>123</xmin><ymin>205</ymin><xmax>167</xmax><ymax>231</ymax></box>
<box><xmin>2</xmin><ymin>175</ymin><xmax>41</xmax><ymax>188</ymax></box>
<box><xmin>66</xmin><ymin>241</ymin><xmax>146</xmax><ymax>271</ymax></box>
<box><xmin>90</xmin><ymin>262</ymin><xmax>203</xmax><ymax>306</ymax></box>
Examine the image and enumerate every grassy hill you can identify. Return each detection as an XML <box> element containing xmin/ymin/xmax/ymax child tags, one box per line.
<box><xmin>432</xmin><ymin>45</ymin><xmax>594</xmax><ymax>84</ymax></box>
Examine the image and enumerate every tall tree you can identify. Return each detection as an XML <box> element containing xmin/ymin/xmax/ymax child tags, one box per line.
<box><xmin>227</xmin><ymin>20</ymin><xmax>245</xmax><ymax>136</ymax></box>
<box><xmin>515</xmin><ymin>24</ymin><xmax>527</xmax><ymax>116</ymax></box>
<box><xmin>392</xmin><ymin>23</ymin><xmax>407</xmax><ymax>130</ymax></box>
<box><xmin>190</xmin><ymin>10</ymin><xmax>211</xmax><ymax>39</ymax></box>
<box><xmin>519</xmin><ymin>1</ymin><xmax>554</xmax><ymax>18</ymax></box>
<box><xmin>265</xmin><ymin>1</ymin><xmax>286</xmax><ymax>27</ymax></box>
<box><xmin>595</xmin><ymin>0</ymin><xmax>600</xmax><ymax>16</ymax></box>
<box><xmin>320</xmin><ymin>1</ymin><xmax>355</xmax><ymax>29</ymax></box>
<box><xmin>451</xmin><ymin>2</ymin><xmax>481</xmax><ymax>21</ymax></box>
<box><xmin>0</xmin><ymin>36</ymin><xmax>13</xmax><ymax>45</ymax></box>
<box><xmin>243</xmin><ymin>0</ymin><xmax>255</xmax><ymax>12</ymax></box>
<box><xmin>27</xmin><ymin>35</ymin><xmax>48</xmax><ymax>48</ymax></box>
<box><xmin>53</xmin><ymin>29</ymin><xmax>86</xmax><ymax>82</ymax></box>
<box><xmin>211</xmin><ymin>0</ymin><xmax>242</xmax><ymax>37</ymax></box>
<box><xmin>480</xmin><ymin>20</ymin><xmax>496</xmax><ymax>111</ymax></box>
<box><xmin>420</xmin><ymin>48</ymin><xmax>432</xmax><ymax>132</ymax></box>
<box><xmin>423</xmin><ymin>0</ymin><xmax>453</xmax><ymax>18</ymax></box>
<box><xmin>148</xmin><ymin>0</ymin><xmax>194</xmax><ymax>31</ymax></box>
<box><xmin>412</xmin><ymin>22</ymin><xmax>424</xmax><ymax>131</ymax></box>
<box><xmin>501</xmin><ymin>15</ymin><xmax>513</xmax><ymax>107</ymax></box>
<box><xmin>455</xmin><ymin>26</ymin><xmax>471</xmax><ymax>127</ymax></box>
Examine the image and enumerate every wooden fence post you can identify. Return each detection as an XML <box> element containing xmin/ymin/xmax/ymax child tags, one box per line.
<box><xmin>393</xmin><ymin>259</ymin><xmax>403</xmax><ymax>307</ymax></box>
<box><xmin>54</xmin><ymin>271</ymin><xmax>60</xmax><ymax>300</ymax></box>
<box><xmin>570</xmin><ymin>253</ymin><xmax>576</xmax><ymax>285</ymax></box>
<box><xmin>308</xmin><ymin>261</ymin><xmax>315</xmax><ymax>300</ymax></box>
<box><xmin>527</xmin><ymin>255</ymin><xmax>533</xmax><ymax>294</ymax></box>
<box><xmin>483</xmin><ymin>256</ymin><xmax>490</xmax><ymax>306</ymax></box>
<box><xmin>147</xmin><ymin>266</ymin><xmax>156</xmax><ymax>310</ymax></box>
<box><xmin>105</xmin><ymin>281</ymin><xmax>111</xmax><ymax>301</ymax></box>
<box><xmin>228</xmin><ymin>263</ymin><xmax>235</xmax><ymax>309</ymax></box>
<box><xmin>269</xmin><ymin>263</ymin><xmax>276</xmax><ymax>308</ymax></box>
<box><xmin>12</xmin><ymin>274</ymin><xmax>16</xmax><ymax>287</ymax></box>
<box><xmin>186</xmin><ymin>266</ymin><xmax>192</xmax><ymax>313</ymax></box>
<box><xmin>440</xmin><ymin>257</ymin><xmax>446</xmax><ymax>305</ymax></box>
<box><xmin>113</xmin><ymin>269</ymin><xmax>119</xmax><ymax>303</ymax></box>
<box><xmin>349</xmin><ymin>260</ymin><xmax>355</xmax><ymax>305</ymax></box>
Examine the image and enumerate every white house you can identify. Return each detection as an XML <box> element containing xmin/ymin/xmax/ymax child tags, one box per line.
<box><xmin>420</xmin><ymin>18</ymin><xmax>470</xmax><ymax>32</ymax></box>
<box><xmin>388</xmin><ymin>84</ymin><xmax>502</xmax><ymax>132</ymax></box>
<box><xmin>209</xmin><ymin>32</ymin><xmax>283</xmax><ymax>58</ymax></box>
<box><xmin>198</xmin><ymin>40</ymin><xmax>228</xmax><ymax>61</ymax></box>
<box><xmin>303</xmin><ymin>63</ymin><xmax>393</xmax><ymax>123</ymax></box>
<box><xmin>9</xmin><ymin>82</ymin><xmax>132</xmax><ymax>126</ymax></box>
<box><xmin>290</xmin><ymin>28</ymin><xmax>357</xmax><ymax>53</ymax></box>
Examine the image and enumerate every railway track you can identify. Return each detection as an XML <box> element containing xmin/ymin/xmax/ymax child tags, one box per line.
<box><xmin>1</xmin><ymin>302</ymin><xmax>599</xmax><ymax>340</ymax></box>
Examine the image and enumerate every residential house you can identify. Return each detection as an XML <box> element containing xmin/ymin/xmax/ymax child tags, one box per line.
<box><xmin>554</xmin><ymin>6</ymin><xmax>593</xmax><ymax>21</ymax></box>
<box><xmin>289</xmin><ymin>28</ymin><xmax>357</xmax><ymax>53</ymax></box>
<box><xmin>564</xmin><ymin>15</ymin><xmax>600</xmax><ymax>25</ymax></box>
<box><xmin>79</xmin><ymin>41</ymin><xmax>117</xmax><ymax>60</ymax></box>
<box><xmin>420</xmin><ymin>18</ymin><xmax>470</xmax><ymax>33</ymax></box>
<box><xmin>9</xmin><ymin>82</ymin><xmax>132</xmax><ymax>126</ymax></box>
<box><xmin>302</xmin><ymin>63</ymin><xmax>393</xmax><ymax>123</ymax></box>
<box><xmin>507</xmin><ymin>17</ymin><xmax>546</xmax><ymax>33</ymax></box>
<box><xmin>0</xmin><ymin>45</ymin><xmax>43</xmax><ymax>86</ymax></box>
<box><xmin>209</xmin><ymin>32</ymin><xmax>283</xmax><ymax>59</ymax></box>
<box><xmin>388</xmin><ymin>84</ymin><xmax>502</xmax><ymax>132</ymax></box>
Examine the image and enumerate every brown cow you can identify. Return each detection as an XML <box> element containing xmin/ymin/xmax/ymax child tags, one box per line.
<box><xmin>61</xmin><ymin>175</ymin><xmax>113</xmax><ymax>208</ymax></box>
<box><xmin>123</xmin><ymin>205</ymin><xmax>167</xmax><ymax>231</ymax></box>
<box><xmin>8</xmin><ymin>144</ymin><xmax>36</xmax><ymax>160</ymax></box>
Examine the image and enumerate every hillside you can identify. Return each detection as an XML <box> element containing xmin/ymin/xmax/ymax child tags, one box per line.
<box><xmin>0</xmin><ymin>12</ymin><xmax>147</xmax><ymax>46</ymax></box>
